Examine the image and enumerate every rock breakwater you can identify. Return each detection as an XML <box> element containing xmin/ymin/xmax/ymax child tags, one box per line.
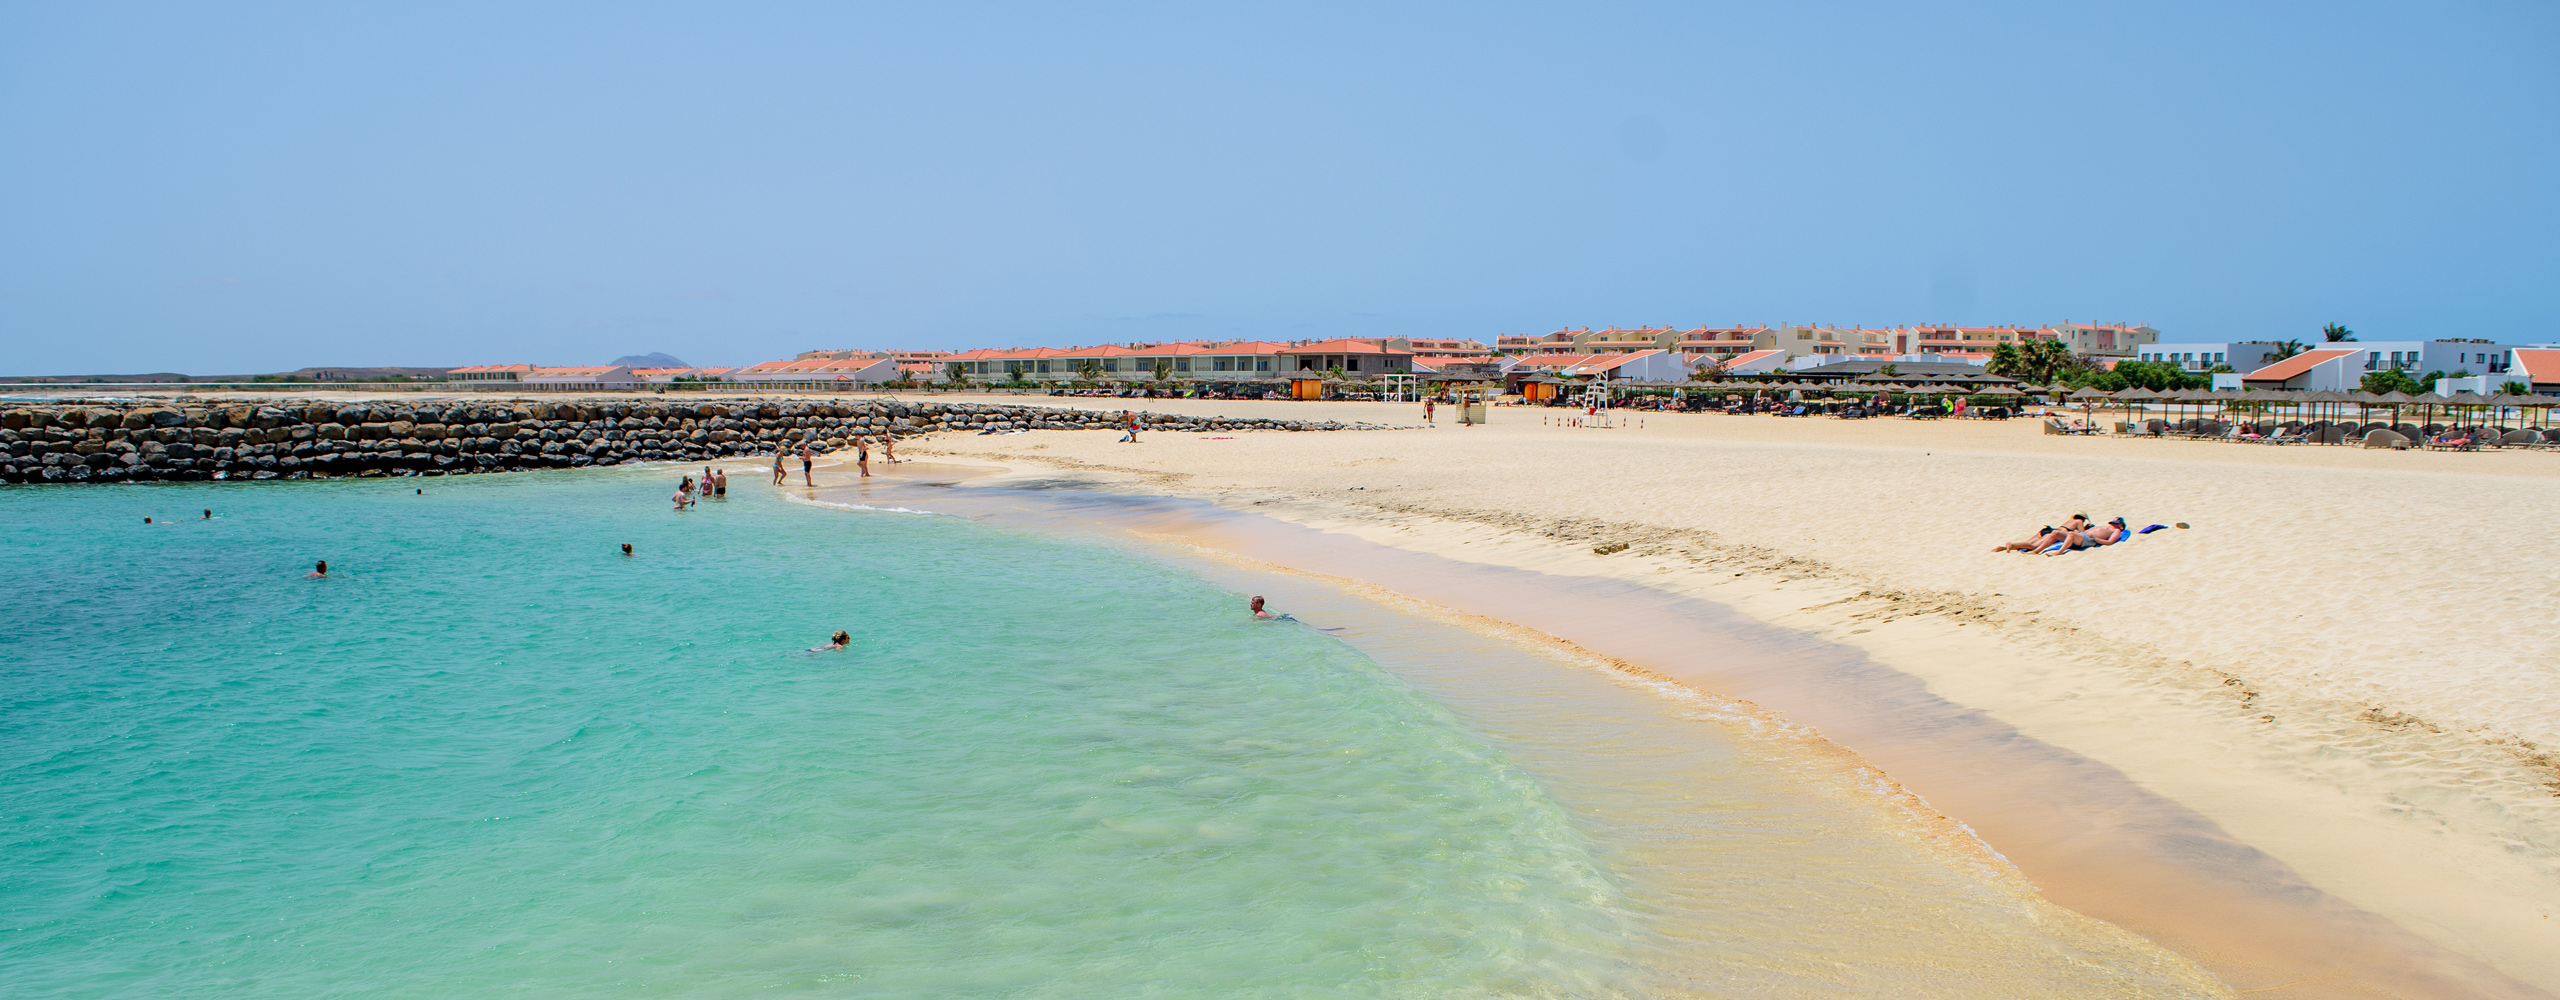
<box><xmin>0</xmin><ymin>399</ymin><xmax>1359</xmax><ymax>483</ymax></box>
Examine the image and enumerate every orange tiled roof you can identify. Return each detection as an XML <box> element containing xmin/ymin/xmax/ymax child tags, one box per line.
<box><xmin>2241</xmin><ymin>348</ymin><xmax>2361</xmax><ymax>383</ymax></box>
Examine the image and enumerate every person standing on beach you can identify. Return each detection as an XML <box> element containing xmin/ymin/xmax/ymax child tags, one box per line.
<box><xmin>856</xmin><ymin>438</ymin><xmax>872</xmax><ymax>478</ymax></box>
<box><xmin>882</xmin><ymin>435</ymin><xmax>896</xmax><ymax>465</ymax></box>
<box><xmin>1120</xmin><ymin>412</ymin><xmax>1140</xmax><ymax>443</ymax></box>
<box><xmin>1424</xmin><ymin>398</ymin><xmax>1436</xmax><ymax>425</ymax></box>
<box><xmin>800</xmin><ymin>439</ymin><xmax>814</xmax><ymax>486</ymax></box>
<box><xmin>772</xmin><ymin>448</ymin><xmax>787</xmax><ymax>486</ymax></box>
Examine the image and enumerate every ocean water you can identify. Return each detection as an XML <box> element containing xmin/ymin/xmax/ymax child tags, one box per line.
<box><xmin>1</xmin><ymin>468</ymin><xmax>2225</xmax><ymax>998</ymax></box>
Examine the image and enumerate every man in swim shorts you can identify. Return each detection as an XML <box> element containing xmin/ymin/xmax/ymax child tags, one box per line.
<box><xmin>1995</xmin><ymin>515</ymin><xmax>2087</xmax><ymax>552</ymax></box>
<box><xmin>800</xmin><ymin>440</ymin><xmax>814</xmax><ymax>486</ymax></box>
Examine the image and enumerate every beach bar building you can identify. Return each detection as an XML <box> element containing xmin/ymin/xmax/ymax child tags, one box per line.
<box><xmin>1273</xmin><ymin>339</ymin><xmax>1417</xmax><ymax>376</ymax></box>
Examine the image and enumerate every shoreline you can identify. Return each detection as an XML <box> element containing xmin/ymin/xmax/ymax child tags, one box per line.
<box><xmin>886</xmin><ymin>415</ymin><xmax>2560</xmax><ymax>998</ymax></box>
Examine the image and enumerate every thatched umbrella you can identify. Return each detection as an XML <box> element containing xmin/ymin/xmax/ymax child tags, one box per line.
<box><xmin>2444</xmin><ymin>390</ymin><xmax>2491</xmax><ymax>431</ymax></box>
<box><xmin>2066</xmin><ymin>386</ymin><xmax>2112</xmax><ymax>426</ymax></box>
<box><xmin>2113</xmin><ymin>386</ymin><xmax>2159</xmax><ymax>424</ymax></box>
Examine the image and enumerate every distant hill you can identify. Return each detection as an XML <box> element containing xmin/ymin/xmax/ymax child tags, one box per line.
<box><xmin>0</xmin><ymin>366</ymin><xmax>452</xmax><ymax>384</ymax></box>
<box><xmin>610</xmin><ymin>352</ymin><xmax>690</xmax><ymax>369</ymax></box>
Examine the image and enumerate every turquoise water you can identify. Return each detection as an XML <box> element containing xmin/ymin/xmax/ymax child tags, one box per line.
<box><xmin>2</xmin><ymin>467</ymin><xmax>2234</xmax><ymax>999</ymax></box>
<box><xmin>1</xmin><ymin>471</ymin><xmax>1647</xmax><ymax>998</ymax></box>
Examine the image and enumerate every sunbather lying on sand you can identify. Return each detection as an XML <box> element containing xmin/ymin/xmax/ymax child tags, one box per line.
<box><xmin>1995</xmin><ymin>515</ymin><xmax>2088</xmax><ymax>552</ymax></box>
<box><xmin>2044</xmin><ymin>517</ymin><xmax>2129</xmax><ymax>554</ymax></box>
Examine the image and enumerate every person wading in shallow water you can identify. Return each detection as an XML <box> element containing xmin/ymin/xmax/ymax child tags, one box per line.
<box><xmin>772</xmin><ymin>448</ymin><xmax>787</xmax><ymax>486</ymax></box>
<box><xmin>856</xmin><ymin>438</ymin><xmax>871</xmax><ymax>478</ymax></box>
<box><xmin>800</xmin><ymin>440</ymin><xmax>814</xmax><ymax>486</ymax></box>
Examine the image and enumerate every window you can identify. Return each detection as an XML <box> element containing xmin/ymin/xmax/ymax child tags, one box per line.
<box><xmin>1213</xmin><ymin>357</ymin><xmax>1233</xmax><ymax>372</ymax></box>
<box><xmin>1174</xmin><ymin>358</ymin><xmax>1190</xmax><ymax>372</ymax></box>
<box><xmin>1103</xmin><ymin>359</ymin><xmax>1119</xmax><ymax>372</ymax></box>
<box><xmin>1346</xmin><ymin>358</ymin><xmax>1361</xmax><ymax>372</ymax></box>
<box><xmin>1036</xmin><ymin>360</ymin><xmax>1051</xmax><ymax>374</ymax></box>
<box><xmin>1256</xmin><ymin>358</ymin><xmax>1270</xmax><ymax>371</ymax></box>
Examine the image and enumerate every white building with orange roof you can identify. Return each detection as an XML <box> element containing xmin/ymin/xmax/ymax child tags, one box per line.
<box><xmin>729</xmin><ymin>357</ymin><xmax>898</xmax><ymax>383</ymax></box>
<box><xmin>631</xmin><ymin>366</ymin><xmax>737</xmax><ymax>383</ymax></box>
<box><xmin>522</xmin><ymin>366</ymin><xmax>640</xmax><ymax>390</ymax></box>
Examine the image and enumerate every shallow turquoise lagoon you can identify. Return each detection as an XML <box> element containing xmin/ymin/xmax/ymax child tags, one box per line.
<box><xmin>2</xmin><ymin>469</ymin><xmax>2235</xmax><ymax>999</ymax></box>
<box><xmin>1</xmin><ymin>471</ymin><xmax>1651</xmax><ymax>998</ymax></box>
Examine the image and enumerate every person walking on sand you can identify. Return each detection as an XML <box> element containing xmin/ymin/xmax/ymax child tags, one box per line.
<box><xmin>1424</xmin><ymin>398</ymin><xmax>1436</xmax><ymax>425</ymax></box>
<box><xmin>882</xmin><ymin>434</ymin><xmax>896</xmax><ymax>464</ymax></box>
<box><xmin>1120</xmin><ymin>412</ymin><xmax>1140</xmax><ymax>444</ymax></box>
<box><xmin>856</xmin><ymin>438</ymin><xmax>872</xmax><ymax>478</ymax></box>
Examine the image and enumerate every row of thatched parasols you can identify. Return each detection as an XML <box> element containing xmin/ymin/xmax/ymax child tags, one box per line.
<box><xmin>2052</xmin><ymin>386</ymin><xmax>2556</xmax><ymax>429</ymax></box>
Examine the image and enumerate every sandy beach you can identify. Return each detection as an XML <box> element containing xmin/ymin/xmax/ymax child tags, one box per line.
<box><xmin>894</xmin><ymin>393</ymin><xmax>2560</xmax><ymax>995</ymax></box>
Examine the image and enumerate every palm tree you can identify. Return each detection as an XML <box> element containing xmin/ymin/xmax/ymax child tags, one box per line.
<box><xmin>2498</xmin><ymin>379</ymin><xmax>2532</xmax><ymax>397</ymax></box>
<box><xmin>1985</xmin><ymin>343</ymin><xmax>2025</xmax><ymax>378</ymax></box>
<box><xmin>944</xmin><ymin>362</ymin><xmax>970</xmax><ymax>388</ymax></box>
<box><xmin>1150</xmin><ymin>359</ymin><xmax>1174</xmax><ymax>384</ymax></box>
<box><xmin>2023</xmin><ymin>340</ymin><xmax>2078</xmax><ymax>383</ymax></box>
<box><xmin>1688</xmin><ymin>357</ymin><xmax>1727</xmax><ymax>382</ymax></box>
<box><xmin>2269</xmin><ymin>339</ymin><xmax>2306</xmax><ymax>361</ymax></box>
<box><xmin>2322</xmin><ymin>323</ymin><xmax>2355</xmax><ymax>342</ymax></box>
<box><xmin>1078</xmin><ymin>358</ymin><xmax>1103</xmax><ymax>384</ymax></box>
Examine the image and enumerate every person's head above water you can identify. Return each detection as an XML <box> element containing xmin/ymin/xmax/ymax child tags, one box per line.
<box><xmin>311</xmin><ymin>560</ymin><xmax>327</xmax><ymax>577</ymax></box>
<box><xmin>830</xmin><ymin>630</ymin><xmax>850</xmax><ymax>648</ymax></box>
<box><xmin>621</xmin><ymin>543</ymin><xmax>633</xmax><ymax>556</ymax></box>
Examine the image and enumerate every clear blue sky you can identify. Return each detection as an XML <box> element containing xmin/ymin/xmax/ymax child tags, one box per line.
<box><xmin>3</xmin><ymin>2</ymin><xmax>2553</xmax><ymax>373</ymax></box>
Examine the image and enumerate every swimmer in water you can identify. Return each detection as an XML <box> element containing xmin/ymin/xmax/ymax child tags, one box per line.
<box><xmin>621</xmin><ymin>543</ymin><xmax>633</xmax><ymax>557</ymax></box>
<box><xmin>143</xmin><ymin>517</ymin><xmax>153</xmax><ymax>524</ymax></box>
<box><xmin>1250</xmin><ymin>595</ymin><xmax>1345</xmax><ymax>630</ymax></box>
<box><xmin>202</xmin><ymin>509</ymin><xmax>212</xmax><ymax>519</ymax></box>
<box><xmin>308</xmin><ymin>560</ymin><xmax>328</xmax><ymax>578</ymax></box>
<box><xmin>809</xmin><ymin>630</ymin><xmax>850</xmax><ymax>652</ymax></box>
